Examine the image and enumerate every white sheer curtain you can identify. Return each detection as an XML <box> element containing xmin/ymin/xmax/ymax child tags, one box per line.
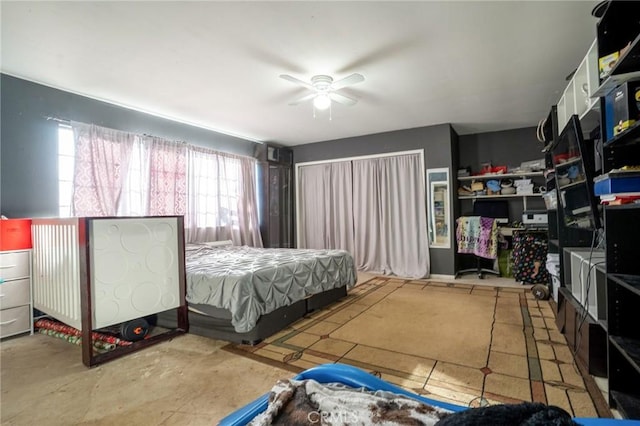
<box><xmin>185</xmin><ymin>147</ymin><xmax>262</xmax><ymax>246</ymax></box>
<box><xmin>352</xmin><ymin>154</ymin><xmax>429</xmax><ymax>278</ymax></box>
<box><xmin>71</xmin><ymin>122</ymin><xmax>263</xmax><ymax>248</ymax></box>
<box><xmin>117</xmin><ymin>137</ymin><xmax>188</xmax><ymax>216</ymax></box>
<box><xmin>297</xmin><ymin>152</ymin><xmax>429</xmax><ymax>279</ymax></box>
<box><xmin>298</xmin><ymin>162</ymin><xmax>354</xmax><ymax>253</ymax></box>
<box><xmin>72</xmin><ymin>122</ymin><xmax>135</xmax><ymax>216</ymax></box>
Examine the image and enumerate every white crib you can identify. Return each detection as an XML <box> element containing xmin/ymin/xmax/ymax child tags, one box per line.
<box><xmin>31</xmin><ymin>216</ymin><xmax>188</xmax><ymax>367</ymax></box>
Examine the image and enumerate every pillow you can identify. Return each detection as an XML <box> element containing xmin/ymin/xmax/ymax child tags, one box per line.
<box><xmin>204</xmin><ymin>240</ymin><xmax>233</xmax><ymax>248</ymax></box>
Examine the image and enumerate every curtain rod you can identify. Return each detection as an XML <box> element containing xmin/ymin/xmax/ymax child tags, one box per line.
<box><xmin>44</xmin><ymin>117</ymin><xmax>172</xmax><ymax>141</ymax></box>
<box><xmin>44</xmin><ymin>115</ymin><xmax>71</xmax><ymax>124</ymax></box>
<box><xmin>44</xmin><ymin>116</ymin><xmax>184</xmax><ymax>142</ymax></box>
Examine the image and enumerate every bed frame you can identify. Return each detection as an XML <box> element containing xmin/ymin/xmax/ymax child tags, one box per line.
<box><xmin>31</xmin><ymin>216</ymin><xmax>188</xmax><ymax>367</ymax></box>
<box><xmin>158</xmin><ymin>285</ymin><xmax>347</xmax><ymax>345</ymax></box>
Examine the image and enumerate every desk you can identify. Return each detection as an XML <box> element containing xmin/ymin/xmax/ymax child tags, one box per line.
<box><xmin>499</xmin><ymin>226</ymin><xmax>548</xmax><ymax>237</ymax></box>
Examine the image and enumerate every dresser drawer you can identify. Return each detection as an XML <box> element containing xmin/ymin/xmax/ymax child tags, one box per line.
<box><xmin>0</xmin><ymin>305</ymin><xmax>31</xmax><ymax>338</ymax></box>
<box><xmin>0</xmin><ymin>251</ymin><xmax>30</xmax><ymax>281</ymax></box>
<box><xmin>0</xmin><ymin>278</ymin><xmax>30</xmax><ymax>310</ymax></box>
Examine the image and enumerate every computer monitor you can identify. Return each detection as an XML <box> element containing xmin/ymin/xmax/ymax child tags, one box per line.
<box><xmin>473</xmin><ymin>200</ymin><xmax>510</xmax><ymax>224</ymax></box>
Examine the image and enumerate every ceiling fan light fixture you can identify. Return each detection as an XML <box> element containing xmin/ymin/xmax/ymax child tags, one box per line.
<box><xmin>313</xmin><ymin>93</ymin><xmax>331</xmax><ymax>110</ymax></box>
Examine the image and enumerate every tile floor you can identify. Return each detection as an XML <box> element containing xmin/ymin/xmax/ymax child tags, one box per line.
<box><xmin>228</xmin><ymin>275</ymin><xmax>606</xmax><ymax>418</ymax></box>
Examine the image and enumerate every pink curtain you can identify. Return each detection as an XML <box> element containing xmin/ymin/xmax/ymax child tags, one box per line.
<box><xmin>71</xmin><ymin>122</ymin><xmax>262</xmax><ymax>248</ymax></box>
<box><xmin>145</xmin><ymin>137</ymin><xmax>187</xmax><ymax>216</ymax></box>
<box><xmin>186</xmin><ymin>147</ymin><xmax>262</xmax><ymax>247</ymax></box>
<box><xmin>72</xmin><ymin>123</ymin><xmax>135</xmax><ymax>216</ymax></box>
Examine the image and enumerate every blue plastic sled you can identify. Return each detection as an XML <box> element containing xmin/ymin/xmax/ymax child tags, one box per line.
<box><xmin>219</xmin><ymin>363</ymin><xmax>640</xmax><ymax>426</ymax></box>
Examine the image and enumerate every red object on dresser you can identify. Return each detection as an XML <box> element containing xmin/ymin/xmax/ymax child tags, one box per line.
<box><xmin>0</xmin><ymin>219</ymin><xmax>32</xmax><ymax>251</ymax></box>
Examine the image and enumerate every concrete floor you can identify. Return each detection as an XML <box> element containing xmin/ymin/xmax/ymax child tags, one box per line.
<box><xmin>1</xmin><ymin>332</ymin><xmax>290</xmax><ymax>425</ymax></box>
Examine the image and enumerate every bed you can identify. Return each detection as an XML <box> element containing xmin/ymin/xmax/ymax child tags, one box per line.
<box><xmin>31</xmin><ymin>216</ymin><xmax>188</xmax><ymax>367</ymax></box>
<box><xmin>158</xmin><ymin>242</ymin><xmax>357</xmax><ymax>344</ymax></box>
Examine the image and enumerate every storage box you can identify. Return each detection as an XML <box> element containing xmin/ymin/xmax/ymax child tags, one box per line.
<box><xmin>594</xmin><ymin>171</ymin><xmax>640</xmax><ymax>195</ymax></box>
<box><xmin>542</xmin><ymin>189</ymin><xmax>558</xmax><ymax>210</ymax></box>
<box><xmin>569</xmin><ymin>250</ymin><xmax>605</xmax><ymax>315</ymax></box>
<box><xmin>0</xmin><ymin>219</ymin><xmax>32</xmax><ymax>251</ymax></box>
<box><xmin>607</xmin><ymin>80</ymin><xmax>640</xmax><ymax>138</ymax></box>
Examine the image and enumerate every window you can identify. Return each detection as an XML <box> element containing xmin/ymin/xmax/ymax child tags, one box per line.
<box><xmin>188</xmin><ymin>150</ymin><xmax>241</xmax><ymax>228</ymax></box>
<box><xmin>58</xmin><ymin>125</ymin><xmax>75</xmax><ymax>217</ymax></box>
<box><xmin>62</xmin><ymin>123</ymin><xmax>249</xmax><ymax>232</ymax></box>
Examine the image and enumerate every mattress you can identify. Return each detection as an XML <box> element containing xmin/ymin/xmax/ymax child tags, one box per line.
<box><xmin>185</xmin><ymin>245</ymin><xmax>357</xmax><ymax>333</ymax></box>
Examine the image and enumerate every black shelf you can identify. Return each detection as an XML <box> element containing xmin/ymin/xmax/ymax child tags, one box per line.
<box><xmin>611</xmin><ymin>391</ymin><xmax>640</xmax><ymax>420</ymax></box>
<box><xmin>557</xmin><ymin>179</ymin><xmax>587</xmax><ymax>191</ymax></box>
<box><xmin>603</xmin><ymin>121</ymin><xmax>640</xmax><ymax>148</ymax></box>
<box><xmin>599</xmin><ymin>319</ymin><xmax>608</xmax><ymax>332</ymax></box>
<box><xmin>555</xmin><ymin>157</ymin><xmax>583</xmax><ymax>168</ymax></box>
<box><xmin>562</xmin><ymin>4</ymin><xmax>640</xmax><ymax>419</ymax></box>
<box><xmin>610</xmin><ymin>33</ymin><xmax>640</xmax><ymax>77</ymax></box>
<box><xmin>610</xmin><ymin>274</ymin><xmax>640</xmax><ymax>298</ymax></box>
<box><xmin>594</xmin><ymin>1</ymin><xmax>640</xmax><ymax>98</ymax></box>
<box><xmin>610</xmin><ymin>335</ymin><xmax>640</xmax><ymax>375</ymax></box>
<box><xmin>549</xmin><ymin>239</ymin><xmax>560</xmax><ymax>247</ymax></box>
<box><xmin>605</xmin><ymin>203</ymin><xmax>640</xmax><ymax>212</ymax></box>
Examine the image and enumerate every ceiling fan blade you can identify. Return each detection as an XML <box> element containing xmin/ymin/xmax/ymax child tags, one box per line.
<box><xmin>329</xmin><ymin>92</ymin><xmax>358</xmax><ymax>106</ymax></box>
<box><xmin>288</xmin><ymin>92</ymin><xmax>316</xmax><ymax>106</ymax></box>
<box><xmin>280</xmin><ymin>74</ymin><xmax>314</xmax><ymax>90</ymax></box>
<box><xmin>331</xmin><ymin>73</ymin><xmax>365</xmax><ymax>90</ymax></box>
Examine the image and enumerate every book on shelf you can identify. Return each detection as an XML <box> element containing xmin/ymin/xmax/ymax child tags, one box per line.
<box><xmin>599</xmin><ymin>192</ymin><xmax>640</xmax><ymax>205</ymax></box>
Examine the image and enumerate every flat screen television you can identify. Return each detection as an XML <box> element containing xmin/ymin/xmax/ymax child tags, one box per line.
<box><xmin>551</xmin><ymin>115</ymin><xmax>602</xmax><ymax>230</ymax></box>
<box><xmin>473</xmin><ymin>200</ymin><xmax>510</xmax><ymax>224</ymax></box>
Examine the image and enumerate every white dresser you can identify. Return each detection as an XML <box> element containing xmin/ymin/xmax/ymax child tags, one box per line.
<box><xmin>0</xmin><ymin>249</ymin><xmax>33</xmax><ymax>338</ymax></box>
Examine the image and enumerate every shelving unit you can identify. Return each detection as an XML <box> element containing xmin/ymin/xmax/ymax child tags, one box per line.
<box><xmin>605</xmin><ymin>152</ymin><xmax>639</xmax><ymax>397</ymax></box>
<box><xmin>592</xmin><ymin>33</ymin><xmax>640</xmax><ymax>98</ymax></box>
<box><xmin>546</xmin><ymin>110</ymin><xmax>605</xmax><ymax>377</ymax></box>
<box><xmin>594</xmin><ymin>2</ymin><xmax>640</xmax><ymax>418</ymax></box>
<box><xmin>458</xmin><ymin>193</ymin><xmax>542</xmax><ymax>200</ymax></box>
<box><xmin>557</xmin><ymin>39</ymin><xmax>601</xmax><ymax>134</ymax></box>
<box><xmin>457</xmin><ymin>171</ymin><xmax>545</xmax><ymax>210</ymax></box>
<box><xmin>457</xmin><ymin>171</ymin><xmax>543</xmax><ymax>181</ymax></box>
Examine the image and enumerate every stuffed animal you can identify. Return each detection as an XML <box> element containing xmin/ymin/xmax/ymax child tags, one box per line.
<box><xmin>435</xmin><ymin>402</ymin><xmax>578</xmax><ymax>426</ymax></box>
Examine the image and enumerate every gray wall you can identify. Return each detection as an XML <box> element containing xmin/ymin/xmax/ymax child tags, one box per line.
<box><xmin>458</xmin><ymin>126</ymin><xmax>544</xmax><ymax>172</ymax></box>
<box><xmin>292</xmin><ymin>124</ymin><xmax>459</xmax><ymax>276</ymax></box>
<box><xmin>458</xmin><ymin>127</ymin><xmax>546</xmax><ymax>221</ymax></box>
<box><xmin>1</xmin><ymin>74</ymin><xmax>259</xmax><ymax>218</ymax></box>
<box><xmin>1</xmin><ymin>73</ymin><xmax>542</xmax><ymax>277</ymax></box>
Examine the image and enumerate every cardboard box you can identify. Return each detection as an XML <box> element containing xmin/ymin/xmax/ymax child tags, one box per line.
<box><xmin>609</xmin><ymin>81</ymin><xmax>640</xmax><ymax>137</ymax></box>
<box><xmin>0</xmin><ymin>219</ymin><xmax>32</xmax><ymax>251</ymax></box>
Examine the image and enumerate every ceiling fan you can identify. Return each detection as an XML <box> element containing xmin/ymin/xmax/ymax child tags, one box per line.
<box><xmin>279</xmin><ymin>73</ymin><xmax>365</xmax><ymax>111</ymax></box>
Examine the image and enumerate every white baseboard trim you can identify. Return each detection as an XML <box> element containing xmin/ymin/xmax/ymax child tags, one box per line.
<box><xmin>429</xmin><ymin>274</ymin><xmax>456</xmax><ymax>280</ymax></box>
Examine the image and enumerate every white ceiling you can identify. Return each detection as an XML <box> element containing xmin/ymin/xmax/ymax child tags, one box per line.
<box><xmin>1</xmin><ymin>1</ymin><xmax>599</xmax><ymax>146</ymax></box>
